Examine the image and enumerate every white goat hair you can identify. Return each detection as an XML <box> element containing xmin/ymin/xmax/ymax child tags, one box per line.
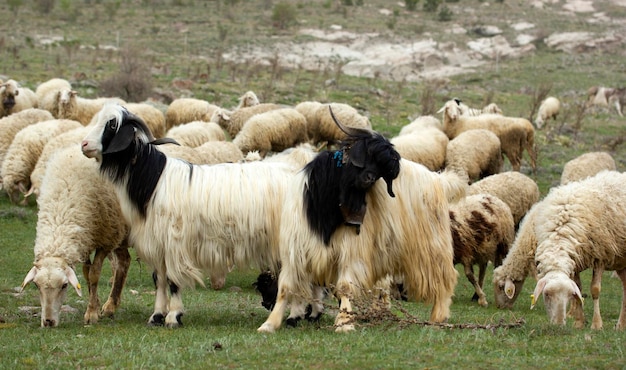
<box><xmin>391</xmin><ymin>127</ymin><xmax>449</xmax><ymax>171</ymax></box>
<box><xmin>125</xmin><ymin>102</ymin><xmax>167</xmax><ymax>139</ymax></box>
<box><xmin>210</xmin><ymin>103</ymin><xmax>284</xmax><ymax>139</ymax></box>
<box><xmin>21</xmin><ymin>145</ymin><xmax>130</xmax><ymax>327</ymax></box>
<box><xmin>299</xmin><ymin>102</ymin><xmax>371</xmax><ymax>145</ymax></box>
<box><xmin>0</xmin><ymin>108</ymin><xmax>54</xmax><ymax>168</ymax></box>
<box><xmin>0</xmin><ymin>79</ymin><xmax>38</xmax><ymax>117</ymax></box>
<box><xmin>438</xmin><ymin>100</ymin><xmax>536</xmax><ymax>171</ymax></box>
<box><xmin>81</xmin><ymin>103</ymin><xmax>307</xmax><ymax>327</ymax></box>
<box><xmin>445</xmin><ymin>129</ymin><xmax>503</xmax><ymax>183</ymax></box>
<box><xmin>1</xmin><ymin>118</ymin><xmax>83</xmax><ymax>204</ymax></box>
<box><xmin>233</xmin><ymin>108</ymin><xmax>308</xmax><ymax>157</ymax></box>
<box><xmin>164</xmin><ymin>97</ymin><xmax>221</xmax><ymax>130</ymax></box>
<box><xmin>35</xmin><ymin>78</ymin><xmax>72</xmax><ymax>117</ymax></box>
<box><xmin>450</xmin><ymin>193</ymin><xmax>514</xmax><ymax>307</ymax></box>
<box><xmin>492</xmin><ymin>202</ymin><xmax>543</xmax><ymax>309</ymax></box>
<box><xmin>534</xmin><ymin>96</ymin><xmax>560</xmax><ymax>129</ymax></box>
<box><xmin>532</xmin><ymin>170</ymin><xmax>626</xmax><ymax>330</ymax></box>
<box><xmin>236</xmin><ymin>90</ymin><xmax>260</xmax><ymax>109</ymax></box>
<box><xmin>55</xmin><ymin>89</ymin><xmax>125</xmax><ymax>125</ymax></box>
<box><xmin>560</xmin><ymin>151</ymin><xmax>616</xmax><ymax>186</ymax></box>
<box><xmin>467</xmin><ymin>171</ymin><xmax>539</xmax><ymax>229</ymax></box>
<box><xmin>398</xmin><ymin>115</ymin><xmax>442</xmax><ymax>135</ymax></box>
<box><xmin>164</xmin><ymin>120</ymin><xmax>225</xmax><ymax>148</ymax></box>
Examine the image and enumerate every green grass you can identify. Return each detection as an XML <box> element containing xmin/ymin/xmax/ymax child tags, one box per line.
<box><xmin>1</xmin><ymin>0</ymin><xmax>626</xmax><ymax>368</ymax></box>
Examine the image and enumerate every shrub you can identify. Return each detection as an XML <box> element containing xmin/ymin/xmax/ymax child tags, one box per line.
<box><xmin>271</xmin><ymin>2</ymin><xmax>297</xmax><ymax>30</ymax></box>
<box><xmin>423</xmin><ymin>0</ymin><xmax>439</xmax><ymax>12</ymax></box>
<box><xmin>405</xmin><ymin>0</ymin><xmax>419</xmax><ymax>11</ymax></box>
<box><xmin>99</xmin><ymin>48</ymin><xmax>153</xmax><ymax>102</ymax></box>
<box><xmin>35</xmin><ymin>0</ymin><xmax>56</xmax><ymax>13</ymax></box>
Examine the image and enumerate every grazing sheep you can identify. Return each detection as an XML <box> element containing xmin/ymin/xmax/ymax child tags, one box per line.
<box><xmin>390</xmin><ymin>127</ymin><xmax>449</xmax><ymax>171</ymax></box>
<box><xmin>125</xmin><ymin>102</ymin><xmax>167</xmax><ymax>139</ymax></box>
<box><xmin>467</xmin><ymin>171</ymin><xmax>540</xmax><ymax>229</ymax></box>
<box><xmin>0</xmin><ymin>79</ymin><xmax>38</xmax><ymax>117</ymax></box>
<box><xmin>455</xmin><ymin>99</ymin><xmax>503</xmax><ymax>116</ymax></box>
<box><xmin>398</xmin><ymin>115</ymin><xmax>442</xmax><ymax>135</ymax></box>
<box><xmin>81</xmin><ymin>103</ymin><xmax>308</xmax><ymax>327</ymax></box>
<box><xmin>0</xmin><ymin>108</ymin><xmax>54</xmax><ymax>167</ymax></box>
<box><xmin>304</xmin><ymin>102</ymin><xmax>372</xmax><ymax>146</ymax></box>
<box><xmin>210</xmin><ymin>103</ymin><xmax>284</xmax><ymax>139</ymax></box>
<box><xmin>608</xmin><ymin>87</ymin><xmax>626</xmax><ymax>117</ymax></box>
<box><xmin>164</xmin><ymin>120</ymin><xmax>226</xmax><ymax>148</ymax></box>
<box><xmin>236</xmin><ymin>90</ymin><xmax>260</xmax><ymax>109</ymax></box>
<box><xmin>35</xmin><ymin>78</ymin><xmax>72</xmax><ymax>117</ymax></box>
<box><xmin>534</xmin><ymin>96</ymin><xmax>560</xmax><ymax>129</ymax></box>
<box><xmin>55</xmin><ymin>89</ymin><xmax>125</xmax><ymax>125</ymax></box>
<box><xmin>532</xmin><ymin>171</ymin><xmax>626</xmax><ymax>330</ymax></box>
<box><xmin>445</xmin><ymin>129</ymin><xmax>503</xmax><ymax>183</ymax></box>
<box><xmin>438</xmin><ymin>99</ymin><xmax>536</xmax><ymax>171</ymax></box>
<box><xmin>560</xmin><ymin>151</ymin><xmax>617</xmax><ymax>185</ymax></box>
<box><xmin>164</xmin><ymin>98</ymin><xmax>221</xmax><ymax>130</ymax></box>
<box><xmin>20</xmin><ymin>145</ymin><xmax>130</xmax><ymax>327</ymax></box>
<box><xmin>233</xmin><ymin>108</ymin><xmax>308</xmax><ymax>157</ymax></box>
<box><xmin>587</xmin><ymin>86</ymin><xmax>615</xmax><ymax>107</ymax></box>
<box><xmin>450</xmin><ymin>193</ymin><xmax>515</xmax><ymax>307</ymax></box>
<box><xmin>1</xmin><ymin>119</ymin><xmax>83</xmax><ymax>204</ymax></box>
<box><xmin>258</xmin><ymin>114</ymin><xmax>466</xmax><ymax>333</ymax></box>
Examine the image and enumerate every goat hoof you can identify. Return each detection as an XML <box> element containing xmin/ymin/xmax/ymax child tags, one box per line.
<box><xmin>286</xmin><ymin>317</ymin><xmax>301</xmax><ymax>327</ymax></box>
<box><xmin>306</xmin><ymin>312</ymin><xmax>323</xmax><ymax>322</ymax></box>
<box><xmin>148</xmin><ymin>313</ymin><xmax>165</xmax><ymax>326</ymax></box>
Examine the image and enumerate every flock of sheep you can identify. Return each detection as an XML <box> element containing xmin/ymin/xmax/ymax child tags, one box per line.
<box><xmin>1</xmin><ymin>76</ymin><xmax>625</xmax><ymax>332</ymax></box>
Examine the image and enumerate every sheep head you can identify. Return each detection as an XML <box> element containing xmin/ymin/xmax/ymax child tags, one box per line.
<box><xmin>531</xmin><ymin>271</ymin><xmax>584</xmax><ymax>325</ymax></box>
<box><xmin>0</xmin><ymin>80</ymin><xmax>18</xmax><ymax>111</ymax></box>
<box><xmin>21</xmin><ymin>257</ymin><xmax>82</xmax><ymax>328</ymax></box>
<box><xmin>493</xmin><ymin>267</ymin><xmax>525</xmax><ymax>309</ymax></box>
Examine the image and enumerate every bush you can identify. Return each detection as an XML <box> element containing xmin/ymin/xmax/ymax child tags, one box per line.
<box><xmin>423</xmin><ymin>0</ymin><xmax>439</xmax><ymax>12</ymax></box>
<box><xmin>99</xmin><ymin>48</ymin><xmax>153</xmax><ymax>102</ymax></box>
<box><xmin>405</xmin><ymin>0</ymin><xmax>419</xmax><ymax>11</ymax></box>
<box><xmin>35</xmin><ymin>0</ymin><xmax>56</xmax><ymax>13</ymax></box>
<box><xmin>437</xmin><ymin>4</ymin><xmax>452</xmax><ymax>21</ymax></box>
<box><xmin>271</xmin><ymin>2</ymin><xmax>297</xmax><ymax>30</ymax></box>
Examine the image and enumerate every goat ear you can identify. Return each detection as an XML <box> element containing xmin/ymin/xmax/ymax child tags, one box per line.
<box><xmin>383</xmin><ymin>176</ymin><xmax>395</xmax><ymax>197</ymax></box>
<box><xmin>531</xmin><ymin>278</ymin><xmax>547</xmax><ymax>309</ymax></box>
<box><xmin>103</xmin><ymin>124</ymin><xmax>136</xmax><ymax>154</ymax></box>
<box><xmin>345</xmin><ymin>141</ymin><xmax>366</xmax><ymax>168</ymax></box>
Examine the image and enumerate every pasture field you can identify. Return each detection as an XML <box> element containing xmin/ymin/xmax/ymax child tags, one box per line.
<box><xmin>1</xmin><ymin>0</ymin><xmax>626</xmax><ymax>368</ymax></box>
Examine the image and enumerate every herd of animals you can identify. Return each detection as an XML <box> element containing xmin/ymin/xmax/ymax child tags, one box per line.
<box><xmin>1</xmin><ymin>76</ymin><xmax>625</xmax><ymax>332</ymax></box>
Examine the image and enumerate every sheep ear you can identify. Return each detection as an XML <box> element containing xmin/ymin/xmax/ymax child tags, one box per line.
<box><xmin>103</xmin><ymin>124</ymin><xmax>136</xmax><ymax>154</ymax></box>
<box><xmin>531</xmin><ymin>278</ymin><xmax>547</xmax><ymax>309</ymax></box>
<box><xmin>65</xmin><ymin>267</ymin><xmax>82</xmax><ymax>297</ymax></box>
<box><xmin>504</xmin><ymin>278</ymin><xmax>516</xmax><ymax>299</ymax></box>
<box><xmin>21</xmin><ymin>266</ymin><xmax>38</xmax><ymax>292</ymax></box>
<box><xmin>570</xmin><ymin>280</ymin><xmax>584</xmax><ymax>307</ymax></box>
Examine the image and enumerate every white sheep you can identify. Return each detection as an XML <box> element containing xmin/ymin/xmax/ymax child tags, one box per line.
<box><xmin>450</xmin><ymin>193</ymin><xmax>515</xmax><ymax>307</ymax></box>
<box><xmin>35</xmin><ymin>78</ymin><xmax>72</xmax><ymax>117</ymax></box>
<box><xmin>301</xmin><ymin>102</ymin><xmax>372</xmax><ymax>146</ymax></box>
<box><xmin>159</xmin><ymin>140</ymin><xmax>244</xmax><ymax>165</ymax></box>
<box><xmin>0</xmin><ymin>108</ymin><xmax>54</xmax><ymax>168</ymax></box>
<box><xmin>444</xmin><ymin>129</ymin><xmax>503</xmax><ymax>183</ymax></box>
<box><xmin>236</xmin><ymin>90</ymin><xmax>260</xmax><ymax>109</ymax></box>
<box><xmin>164</xmin><ymin>120</ymin><xmax>226</xmax><ymax>148</ymax></box>
<box><xmin>456</xmin><ymin>99</ymin><xmax>503</xmax><ymax>116</ymax></box>
<box><xmin>210</xmin><ymin>103</ymin><xmax>284</xmax><ymax>139</ymax></box>
<box><xmin>55</xmin><ymin>89</ymin><xmax>125</xmax><ymax>125</ymax></box>
<box><xmin>398</xmin><ymin>115</ymin><xmax>442</xmax><ymax>135</ymax></box>
<box><xmin>467</xmin><ymin>171</ymin><xmax>540</xmax><ymax>229</ymax></box>
<box><xmin>532</xmin><ymin>170</ymin><xmax>626</xmax><ymax>330</ymax></box>
<box><xmin>233</xmin><ymin>108</ymin><xmax>308</xmax><ymax>157</ymax></box>
<box><xmin>21</xmin><ymin>145</ymin><xmax>130</xmax><ymax>327</ymax></box>
<box><xmin>438</xmin><ymin>99</ymin><xmax>536</xmax><ymax>171</ymax></box>
<box><xmin>534</xmin><ymin>96</ymin><xmax>560</xmax><ymax>129</ymax></box>
<box><xmin>164</xmin><ymin>97</ymin><xmax>221</xmax><ymax>130</ymax></box>
<box><xmin>1</xmin><ymin>118</ymin><xmax>83</xmax><ymax>204</ymax></box>
<box><xmin>608</xmin><ymin>88</ymin><xmax>626</xmax><ymax>117</ymax></box>
<box><xmin>125</xmin><ymin>102</ymin><xmax>167</xmax><ymax>139</ymax></box>
<box><xmin>390</xmin><ymin>127</ymin><xmax>449</xmax><ymax>171</ymax></box>
<box><xmin>0</xmin><ymin>79</ymin><xmax>38</xmax><ymax>117</ymax></box>
<box><xmin>560</xmin><ymin>151</ymin><xmax>616</xmax><ymax>185</ymax></box>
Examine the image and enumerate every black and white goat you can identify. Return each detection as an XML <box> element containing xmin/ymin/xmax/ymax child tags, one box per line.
<box><xmin>81</xmin><ymin>103</ymin><xmax>302</xmax><ymax>327</ymax></box>
<box><xmin>258</xmin><ymin>108</ymin><xmax>467</xmax><ymax>333</ymax></box>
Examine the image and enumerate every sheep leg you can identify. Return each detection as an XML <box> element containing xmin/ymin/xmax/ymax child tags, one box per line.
<box><xmin>614</xmin><ymin>268</ymin><xmax>626</xmax><ymax>330</ymax></box>
<box><xmin>165</xmin><ymin>282</ymin><xmax>184</xmax><ymax>328</ymax></box>
<box><xmin>590</xmin><ymin>265</ymin><xmax>604</xmax><ymax>330</ymax></box>
<box><xmin>464</xmin><ymin>263</ymin><xmax>487</xmax><ymax>307</ymax></box>
<box><xmin>569</xmin><ymin>272</ymin><xmax>585</xmax><ymax>328</ymax></box>
<box><xmin>84</xmin><ymin>249</ymin><xmax>108</xmax><ymax>324</ymax></box>
<box><xmin>101</xmin><ymin>246</ymin><xmax>130</xmax><ymax>318</ymax></box>
<box><xmin>148</xmin><ymin>269</ymin><xmax>169</xmax><ymax>326</ymax></box>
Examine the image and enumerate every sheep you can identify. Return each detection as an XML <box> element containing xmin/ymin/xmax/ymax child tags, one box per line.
<box><xmin>1</xmin><ymin>118</ymin><xmax>83</xmax><ymax>204</ymax></box>
<box><xmin>450</xmin><ymin>193</ymin><xmax>515</xmax><ymax>307</ymax></box>
<box><xmin>587</xmin><ymin>86</ymin><xmax>615</xmax><ymax>107</ymax></box>
<box><xmin>258</xmin><ymin>112</ymin><xmax>467</xmax><ymax>333</ymax></box>
<box><xmin>492</xmin><ymin>202</ymin><xmax>543</xmax><ymax>309</ymax></box>
<box><xmin>438</xmin><ymin>99</ymin><xmax>536</xmax><ymax>171</ymax></box>
<box><xmin>444</xmin><ymin>129</ymin><xmax>503</xmax><ymax>183</ymax></box>
<box><xmin>159</xmin><ymin>140</ymin><xmax>244</xmax><ymax>165</ymax></box>
<box><xmin>81</xmin><ymin>103</ymin><xmax>308</xmax><ymax>327</ymax></box>
<box><xmin>560</xmin><ymin>151</ymin><xmax>616</xmax><ymax>185</ymax></box>
<box><xmin>125</xmin><ymin>102</ymin><xmax>167</xmax><ymax>139</ymax></box>
<box><xmin>467</xmin><ymin>171</ymin><xmax>540</xmax><ymax>230</ymax></box>
<box><xmin>20</xmin><ymin>145</ymin><xmax>130</xmax><ymax>327</ymax></box>
<box><xmin>164</xmin><ymin>97</ymin><xmax>221</xmax><ymax>130</ymax></box>
<box><xmin>390</xmin><ymin>127</ymin><xmax>449</xmax><ymax>171</ymax></box>
<box><xmin>0</xmin><ymin>108</ymin><xmax>54</xmax><ymax>167</ymax></box>
<box><xmin>398</xmin><ymin>115</ymin><xmax>442</xmax><ymax>135</ymax></box>
<box><xmin>455</xmin><ymin>99</ymin><xmax>503</xmax><ymax>116</ymax></box>
<box><xmin>0</xmin><ymin>79</ymin><xmax>38</xmax><ymax>117</ymax></box>
<box><xmin>164</xmin><ymin>120</ymin><xmax>226</xmax><ymax>148</ymax></box>
<box><xmin>531</xmin><ymin>170</ymin><xmax>626</xmax><ymax>330</ymax></box>
<box><xmin>534</xmin><ymin>96</ymin><xmax>560</xmax><ymax>129</ymax></box>
<box><xmin>210</xmin><ymin>103</ymin><xmax>284</xmax><ymax>139</ymax></box>
<box><xmin>300</xmin><ymin>102</ymin><xmax>372</xmax><ymax>147</ymax></box>
<box><xmin>608</xmin><ymin>87</ymin><xmax>626</xmax><ymax>117</ymax></box>
<box><xmin>55</xmin><ymin>89</ymin><xmax>125</xmax><ymax>125</ymax></box>
<box><xmin>35</xmin><ymin>78</ymin><xmax>72</xmax><ymax>117</ymax></box>
<box><xmin>236</xmin><ymin>90</ymin><xmax>260</xmax><ymax>109</ymax></box>
<box><xmin>232</xmin><ymin>108</ymin><xmax>309</xmax><ymax>157</ymax></box>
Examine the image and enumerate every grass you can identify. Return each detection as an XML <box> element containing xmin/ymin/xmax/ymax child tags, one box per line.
<box><xmin>1</xmin><ymin>0</ymin><xmax>626</xmax><ymax>368</ymax></box>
